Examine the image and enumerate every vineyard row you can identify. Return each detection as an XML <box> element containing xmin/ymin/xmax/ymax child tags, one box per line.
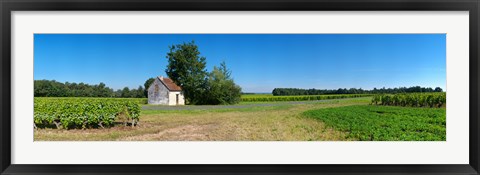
<box><xmin>371</xmin><ymin>93</ymin><xmax>446</xmax><ymax>108</ymax></box>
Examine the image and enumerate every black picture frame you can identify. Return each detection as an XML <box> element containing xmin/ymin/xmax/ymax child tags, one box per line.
<box><xmin>1</xmin><ymin>0</ymin><xmax>479</xmax><ymax>174</ymax></box>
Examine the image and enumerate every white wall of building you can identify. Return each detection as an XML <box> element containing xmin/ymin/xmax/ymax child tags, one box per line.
<box><xmin>168</xmin><ymin>91</ymin><xmax>185</xmax><ymax>105</ymax></box>
<box><xmin>147</xmin><ymin>78</ymin><xmax>169</xmax><ymax>105</ymax></box>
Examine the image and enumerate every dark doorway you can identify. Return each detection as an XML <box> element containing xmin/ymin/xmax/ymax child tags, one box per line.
<box><xmin>176</xmin><ymin>94</ymin><xmax>179</xmax><ymax>105</ymax></box>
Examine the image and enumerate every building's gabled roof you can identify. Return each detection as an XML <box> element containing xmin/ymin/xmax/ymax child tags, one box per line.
<box><xmin>158</xmin><ymin>76</ymin><xmax>182</xmax><ymax>91</ymax></box>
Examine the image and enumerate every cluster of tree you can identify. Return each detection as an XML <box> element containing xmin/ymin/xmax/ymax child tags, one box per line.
<box><xmin>34</xmin><ymin>80</ymin><xmax>146</xmax><ymax>98</ymax></box>
<box><xmin>165</xmin><ymin>41</ymin><xmax>242</xmax><ymax>105</ymax></box>
<box><xmin>272</xmin><ymin>86</ymin><xmax>444</xmax><ymax>96</ymax></box>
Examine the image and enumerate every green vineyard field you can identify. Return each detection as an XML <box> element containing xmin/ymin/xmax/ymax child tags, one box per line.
<box><xmin>371</xmin><ymin>93</ymin><xmax>446</xmax><ymax>108</ymax></box>
<box><xmin>34</xmin><ymin>98</ymin><xmax>142</xmax><ymax>129</ymax></box>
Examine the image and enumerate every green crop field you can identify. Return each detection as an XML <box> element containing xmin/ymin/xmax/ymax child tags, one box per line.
<box><xmin>303</xmin><ymin>105</ymin><xmax>446</xmax><ymax>141</ymax></box>
<box><xmin>34</xmin><ymin>98</ymin><xmax>142</xmax><ymax>129</ymax></box>
<box><xmin>34</xmin><ymin>94</ymin><xmax>447</xmax><ymax>141</ymax></box>
<box><xmin>241</xmin><ymin>94</ymin><xmax>273</xmax><ymax>98</ymax></box>
<box><xmin>371</xmin><ymin>93</ymin><xmax>446</xmax><ymax>108</ymax></box>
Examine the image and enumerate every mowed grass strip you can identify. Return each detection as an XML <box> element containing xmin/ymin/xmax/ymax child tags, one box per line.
<box><xmin>240</xmin><ymin>94</ymin><xmax>372</xmax><ymax>102</ymax></box>
<box><xmin>303</xmin><ymin>105</ymin><xmax>446</xmax><ymax>141</ymax></box>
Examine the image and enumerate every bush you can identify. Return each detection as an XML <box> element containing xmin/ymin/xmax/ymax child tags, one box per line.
<box><xmin>203</xmin><ymin>62</ymin><xmax>242</xmax><ymax>105</ymax></box>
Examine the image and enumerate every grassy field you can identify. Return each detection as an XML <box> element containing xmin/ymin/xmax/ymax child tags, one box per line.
<box><xmin>34</xmin><ymin>97</ymin><xmax>370</xmax><ymax>141</ymax></box>
<box><xmin>240</xmin><ymin>94</ymin><xmax>373</xmax><ymax>102</ymax></box>
<box><xmin>34</xmin><ymin>95</ymin><xmax>446</xmax><ymax>141</ymax></box>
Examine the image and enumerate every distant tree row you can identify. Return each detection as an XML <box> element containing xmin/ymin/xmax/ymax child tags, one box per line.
<box><xmin>34</xmin><ymin>80</ymin><xmax>146</xmax><ymax>98</ymax></box>
<box><xmin>272</xmin><ymin>86</ymin><xmax>443</xmax><ymax>96</ymax></box>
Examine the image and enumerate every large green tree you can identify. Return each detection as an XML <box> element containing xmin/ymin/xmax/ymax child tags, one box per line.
<box><xmin>205</xmin><ymin>62</ymin><xmax>242</xmax><ymax>105</ymax></box>
<box><xmin>165</xmin><ymin>41</ymin><xmax>208</xmax><ymax>104</ymax></box>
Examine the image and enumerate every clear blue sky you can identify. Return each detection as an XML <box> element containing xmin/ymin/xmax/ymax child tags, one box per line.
<box><xmin>34</xmin><ymin>34</ymin><xmax>446</xmax><ymax>93</ymax></box>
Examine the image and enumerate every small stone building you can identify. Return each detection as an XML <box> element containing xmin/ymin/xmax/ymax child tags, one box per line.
<box><xmin>147</xmin><ymin>76</ymin><xmax>185</xmax><ymax>105</ymax></box>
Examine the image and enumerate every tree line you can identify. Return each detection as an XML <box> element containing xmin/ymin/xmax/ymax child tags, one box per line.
<box><xmin>272</xmin><ymin>86</ymin><xmax>443</xmax><ymax>96</ymax></box>
<box><xmin>34</xmin><ymin>80</ymin><xmax>147</xmax><ymax>98</ymax></box>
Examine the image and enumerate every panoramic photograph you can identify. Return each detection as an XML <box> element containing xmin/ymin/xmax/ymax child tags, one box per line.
<box><xmin>33</xmin><ymin>34</ymin><xmax>446</xmax><ymax>141</ymax></box>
